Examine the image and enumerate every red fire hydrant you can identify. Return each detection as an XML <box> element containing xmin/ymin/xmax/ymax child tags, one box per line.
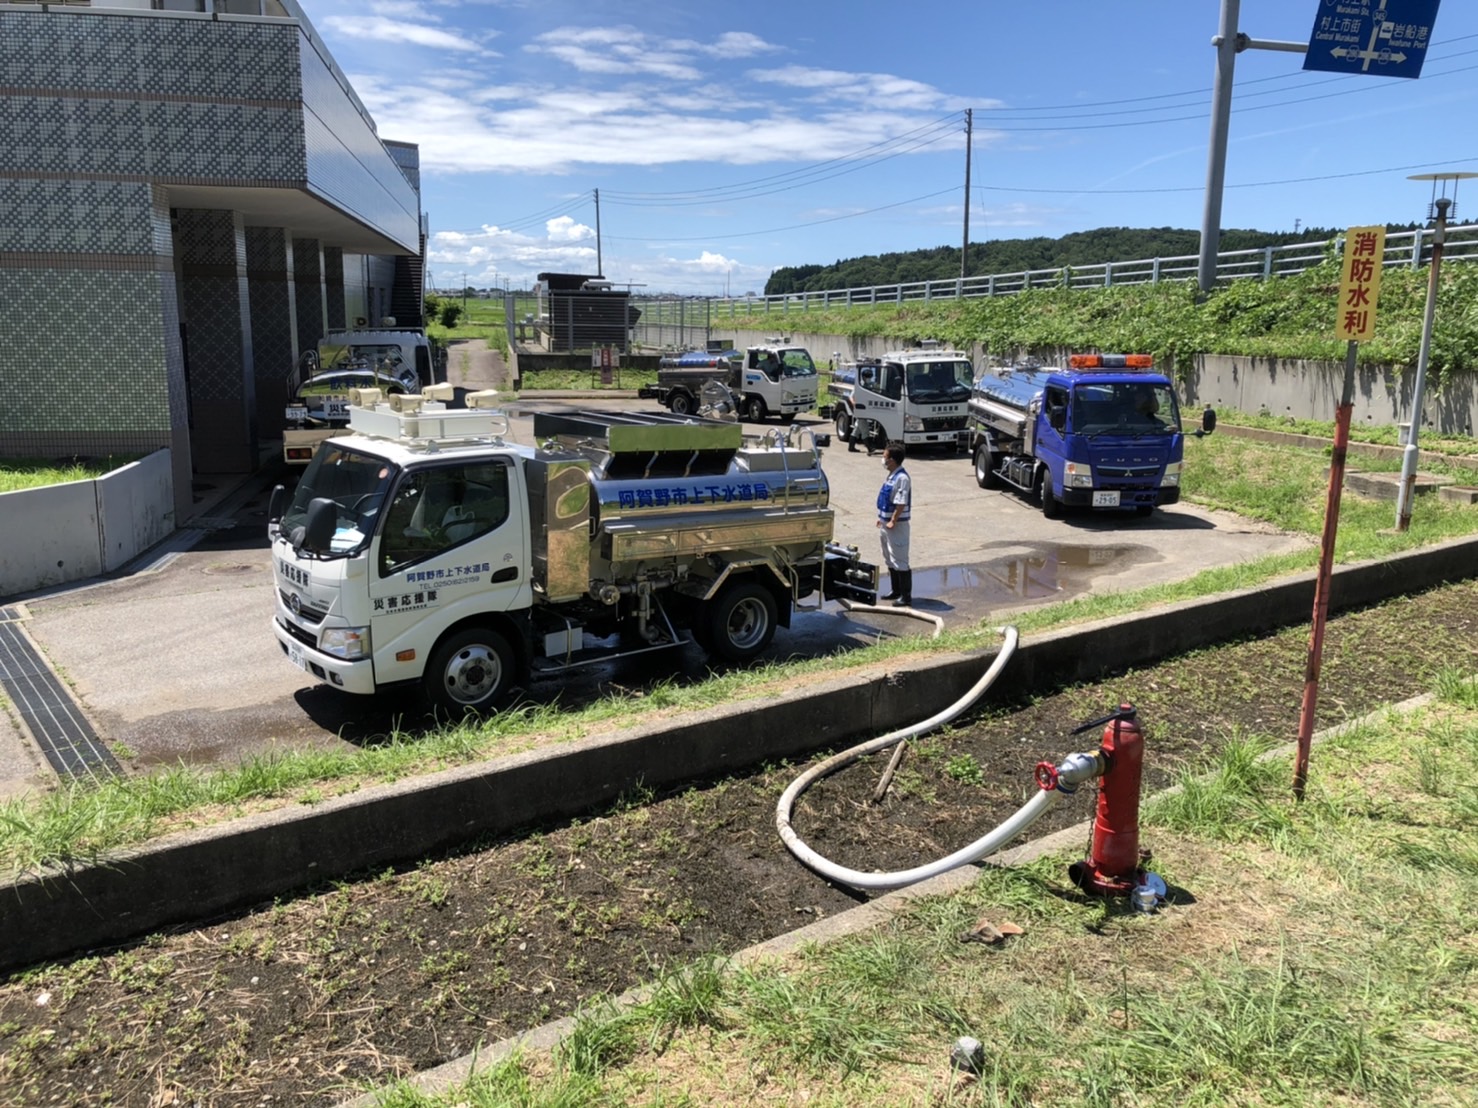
<box><xmin>1072</xmin><ymin>704</ymin><xmax>1146</xmax><ymax>895</ymax></box>
<box><xmin>1037</xmin><ymin>703</ymin><xmax>1153</xmax><ymax>900</ymax></box>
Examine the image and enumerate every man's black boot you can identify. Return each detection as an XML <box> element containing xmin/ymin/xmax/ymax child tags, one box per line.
<box><xmin>881</xmin><ymin>572</ymin><xmax>902</xmax><ymax>601</ymax></box>
<box><xmin>891</xmin><ymin>570</ymin><xmax>912</xmax><ymax>607</ymax></box>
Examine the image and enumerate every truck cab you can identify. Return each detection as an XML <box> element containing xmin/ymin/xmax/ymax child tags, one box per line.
<box><xmin>829</xmin><ymin>343</ymin><xmax>973</xmax><ymax>452</ymax></box>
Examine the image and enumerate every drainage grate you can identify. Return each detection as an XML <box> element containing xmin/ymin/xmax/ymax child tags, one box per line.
<box><xmin>0</xmin><ymin>619</ymin><xmax>121</xmax><ymax>784</ymax></box>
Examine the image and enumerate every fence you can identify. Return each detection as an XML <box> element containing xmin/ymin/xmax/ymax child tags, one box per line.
<box><xmin>666</xmin><ymin>223</ymin><xmax>1478</xmax><ymax>324</ymax></box>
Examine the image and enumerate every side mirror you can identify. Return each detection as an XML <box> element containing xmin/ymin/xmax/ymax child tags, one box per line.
<box><xmin>297</xmin><ymin>497</ymin><xmax>336</xmax><ymax>555</ymax></box>
<box><xmin>1048</xmin><ymin>405</ymin><xmax>1067</xmax><ymax>431</ymax></box>
<box><xmin>1196</xmin><ymin>406</ymin><xmax>1217</xmax><ymax>437</ymax></box>
<box><xmin>268</xmin><ymin>483</ymin><xmax>287</xmax><ymax>525</ymax></box>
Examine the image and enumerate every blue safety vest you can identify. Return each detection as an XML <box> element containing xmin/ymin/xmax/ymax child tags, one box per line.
<box><xmin>877</xmin><ymin>467</ymin><xmax>910</xmax><ymax>522</ymax></box>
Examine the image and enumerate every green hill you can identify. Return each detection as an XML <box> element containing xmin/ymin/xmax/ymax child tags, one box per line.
<box><xmin>764</xmin><ymin>225</ymin><xmax>1422</xmax><ymax>296</ymax></box>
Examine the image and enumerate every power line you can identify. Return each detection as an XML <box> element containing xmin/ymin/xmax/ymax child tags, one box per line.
<box><xmin>602</xmin><ymin>187</ymin><xmax>960</xmax><ymax>243</ymax></box>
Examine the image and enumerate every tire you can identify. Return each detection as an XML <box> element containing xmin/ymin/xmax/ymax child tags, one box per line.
<box><xmin>1039</xmin><ymin>473</ymin><xmax>1063</xmax><ymax>520</ymax></box>
<box><xmin>424</xmin><ymin>626</ymin><xmax>515</xmax><ymax>716</ymax></box>
<box><xmin>834</xmin><ymin>409</ymin><xmax>853</xmax><ymax>441</ymax></box>
<box><xmin>973</xmin><ymin>444</ymin><xmax>998</xmax><ymax>489</ymax></box>
<box><xmin>745</xmin><ymin>396</ymin><xmax>767</xmax><ymax>423</ymax></box>
<box><xmin>668</xmin><ymin>392</ymin><xmax>694</xmax><ymax>415</ymax></box>
<box><xmin>702</xmin><ymin>581</ymin><xmax>778</xmax><ymax>663</ymax></box>
<box><xmin>780</xmin><ymin>412</ymin><xmax>796</xmax><ymax>424</ymax></box>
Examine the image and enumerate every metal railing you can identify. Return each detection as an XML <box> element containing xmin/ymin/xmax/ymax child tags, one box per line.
<box><xmin>690</xmin><ymin>223</ymin><xmax>1478</xmax><ymax>319</ymax></box>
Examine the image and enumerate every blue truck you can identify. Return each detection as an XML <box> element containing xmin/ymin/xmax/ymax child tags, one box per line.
<box><xmin>967</xmin><ymin>354</ymin><xmax>1215</xmax><ymax>518</ymax></box>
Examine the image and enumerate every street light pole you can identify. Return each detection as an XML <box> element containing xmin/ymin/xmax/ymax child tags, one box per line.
<box><xmin>1394</xmin><ymin>196</ymin><xmax>1450</xmax><ymax>531</ymax></box>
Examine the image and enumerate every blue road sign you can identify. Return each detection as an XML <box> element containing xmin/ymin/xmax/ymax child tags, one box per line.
<box><xmin>1304</xmin><ymin>0</ymin><xmax>1441</xmax><ymax>78</ymax></box>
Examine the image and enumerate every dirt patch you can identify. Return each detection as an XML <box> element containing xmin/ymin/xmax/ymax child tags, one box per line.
<box><xmin>1</xmin><ymin>580</ymin><xmax>1475</xmax><ymax>1106</ymax></box>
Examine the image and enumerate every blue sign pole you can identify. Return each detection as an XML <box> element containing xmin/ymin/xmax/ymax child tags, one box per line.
<box><xmin>1304</xmin><ymin>0</ymin><xmax>1442</xmax><ymax>79</ymax></box>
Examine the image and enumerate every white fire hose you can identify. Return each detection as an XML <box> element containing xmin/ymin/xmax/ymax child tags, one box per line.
<box><xmin>775</xmin><ymin>627</ymin><xmax>1102</xmax><ymax>891</ymax></box>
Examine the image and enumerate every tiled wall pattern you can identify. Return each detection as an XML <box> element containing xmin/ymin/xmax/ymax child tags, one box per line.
<box><xmin>247</xmin><ymin>226</ymin><xmax>297</xmax><ymax>440</ymax></box>
<box><xmin>292</xmin><ymin>237</ymin><xmax>324</xmax><ymax>354</ymax></box>
<box><xmin>175</xmin><ymin>207</ymin><xmax>255</xmax><ymax>472</ymax></box>
<box><xmin>0</xmin><ymin>13</ymin><xmax>308</xmax><ymax>185</ymax></box>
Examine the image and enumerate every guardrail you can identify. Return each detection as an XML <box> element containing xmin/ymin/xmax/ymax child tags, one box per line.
<box><xmin>678</xmin><ymin>223</ymin><xmax>1478</xmax><ymax>319</ymax></box>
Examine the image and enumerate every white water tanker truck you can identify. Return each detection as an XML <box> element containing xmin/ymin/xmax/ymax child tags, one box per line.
<box><xmin>268</xmin><ymin>385</ymin><xmax>877</xmax><ymax>715</ymax></box>
<box><xmin>639</xmin><ymin>342</ymin><xmax>819</xmax><ymax>422</ymax></box>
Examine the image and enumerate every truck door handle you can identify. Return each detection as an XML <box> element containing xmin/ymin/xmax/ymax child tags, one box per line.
<box><xmin>491</xmin><ymin>566</ymin><xmax>518</xmax><ymax>583</ymax></box>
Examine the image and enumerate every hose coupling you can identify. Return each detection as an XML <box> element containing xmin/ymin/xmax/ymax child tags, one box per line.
<box><xmin>1034</xmin><ymin>750</ymin><xmax>1106</xmax><ymax>794</ymax></box>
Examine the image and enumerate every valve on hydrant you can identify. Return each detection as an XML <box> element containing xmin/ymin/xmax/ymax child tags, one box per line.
<box><xmin>1037</xmin><ymin>703</ymin><xmax>1164</xmax><ymax>909</ymax></box>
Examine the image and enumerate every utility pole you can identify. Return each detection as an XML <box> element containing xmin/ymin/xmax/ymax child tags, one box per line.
<box><xmin>594</xmin><ymin>188</ymin><xmax>603</xmax><ymax>277</ymax></box>
<box><xmin>1197</xmin><ymin>0</ymin><xmax>1308</xmax><ymax>294</ymax></box>
<box><xmin>960</xmin><ymin>108</ymin><xmax>972</xmax><ymax>284</ymax></box>
<box><xmin>1394</xmin><ymin>180</ymin><xmax>1472</xmax><ymax>529</ymax></box>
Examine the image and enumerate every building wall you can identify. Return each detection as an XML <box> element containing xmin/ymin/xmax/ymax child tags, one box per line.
<box><xmin>0</xmin><ymin>4</ymin><xmax>422</xmax><ymax>521</ymax></box>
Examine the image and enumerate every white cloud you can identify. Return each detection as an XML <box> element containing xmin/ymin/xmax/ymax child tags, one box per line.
<box><xmin>545</xmin><ymin>216</ymin><xmax>593</xmax><ymax>242</ymax></box>
<box><xmin>322</xmin><ymin>14</ymin><xmax>492</xmax><ymax>53</ymax></box>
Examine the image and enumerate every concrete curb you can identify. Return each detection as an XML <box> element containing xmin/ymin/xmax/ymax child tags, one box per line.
<box><xmin>3</xmin><ymin>533</ymin><xmax>1477</xmax><ymax>973</ymax></box>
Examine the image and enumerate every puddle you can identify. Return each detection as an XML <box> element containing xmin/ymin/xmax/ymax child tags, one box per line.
<box><xmin>904</xmin><ymin>543</ymin><xmax>1143</xmax><ymax>605</ymax></box>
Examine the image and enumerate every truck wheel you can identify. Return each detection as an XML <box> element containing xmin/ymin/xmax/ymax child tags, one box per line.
<box><xmin>668</xmin><ymin>392</ymin><xmax>694</xmax><ymax>416</ymax></box>
<box><xmin>425</xmin><ymin>627</ymin><xmax>515</xmax><ymax>717</ymax></box>
<box><xmin>1039</xmin><ymin>474</ymin><xmax>1063</xmax><ymax>520</ymax></box>
<box><xmin>745</xmin><ymin>396</ymin><xmax>767</xmax><ymax>422</ymax></box>
<box><xmin>973</xmin><ymin>444</ymin><xmax>998</xmax><ymax>489</ymax></box>
<box><xmin>834</xmin><ymin>409</ymin><xmax>853</xmax><ymax>441</ymax></box>
<box><xmin>703</xmin><ymin>581</ymin><xmax>777</xmax><ymax>663</ymax></box>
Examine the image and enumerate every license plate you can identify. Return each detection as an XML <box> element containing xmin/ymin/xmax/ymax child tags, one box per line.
<box><xmin>288</xmin><ymin>642</ymin><xmax>308</xmax><ymax>671</ymax></box>
<box><xmin>1092</xmin><ymin>491</ymin><xmax>1121</xmax><ymax>507</ymax></box>
<box><xmin>285</xmin><ymin>405</ymin><xmax>308</xmax><ymax>421</ymax></box>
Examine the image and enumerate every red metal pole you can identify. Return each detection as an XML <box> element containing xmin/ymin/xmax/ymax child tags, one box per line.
<box><xmin>1294</xmin><ymin>340</ymin><xmax>1357</xmax><ymax>799</ymax></box>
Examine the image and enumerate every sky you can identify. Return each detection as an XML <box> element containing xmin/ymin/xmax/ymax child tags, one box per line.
<box><xmin>302</xmin><ymin>0</ymin><xmax>1478</xmax><ymax>296</ymax></box>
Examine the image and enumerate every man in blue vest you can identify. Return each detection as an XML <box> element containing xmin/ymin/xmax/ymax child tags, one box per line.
<box><xmin>876</xmin><ymin>440</ymin><xmax>913</xmax><ymax>607</ymax></box>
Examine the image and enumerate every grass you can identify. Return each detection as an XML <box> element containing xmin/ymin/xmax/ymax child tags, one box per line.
<box><xmin>1</xmin><ymin>431</ymin><xmax>1476</xmax><ymax>877</ymax></box>
<box><xmin>361</xmin><ymin>669</ymin><xmax>1478</xmax><ymax>1106</ymax></box>
<box><xmin>0</xmin><ymin>457</ymin><xmax>137</xmax><ymax>494</ymax></box>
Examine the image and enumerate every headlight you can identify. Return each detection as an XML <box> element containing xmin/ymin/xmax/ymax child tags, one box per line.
<box><xmin>319</xmin><ymin>626</ymin><xmax>370</xmax><ymax>660</ymax></box>
<box><xmin>904</xmin><ymin>415</ymin><xmax>924</xmax><ymax>432</ymax></box>
<box><xmin>1162</xmin><ymin>461</ymin><xmax>1183</xmax><ymax>487</ymax></box>
<box><xmin>1064</xmin><ymin>462</ymin><xmax>1095</xmax><ymax>488</ymax></box>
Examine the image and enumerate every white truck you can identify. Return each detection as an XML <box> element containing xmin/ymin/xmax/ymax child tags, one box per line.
<box><xmin>283</xmin><ymin>327</ymin><xmax>438</xmax><ymax>464</ymax></box>
<box><xmin>827</xmin><ymin>342</ymin><xmax>973</xmax><ymax>453</ymax></box>
<box><xmin>268</xmin><ymin>385</ymin><xmax>878</xmax><ymax>715</ymax></box>
<box><xmin>638</xmin><ymin>341</ymin><xmax>819</xmax><ymax>423</ymax></box>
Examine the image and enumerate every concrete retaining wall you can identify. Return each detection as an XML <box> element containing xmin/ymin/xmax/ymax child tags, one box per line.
<box><xmin>4</xmin><ymin>531</ymin><xmax>1477</xmax><ymax>972</ymax></box>
<box><xmin>0</xmin><ymin>449</ymin><xmax>172</xmax><ymax>598</ymax></box>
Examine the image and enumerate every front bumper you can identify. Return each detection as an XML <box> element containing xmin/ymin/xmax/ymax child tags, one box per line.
<box><xmin>273</xmin><ymin>616</ymin><xmax>376</xmax><ymax>694</ymax></box>
<box><xmin>903</xmin><ymin>429</ymin><xmax>969</xmax><ymax>447</ymax></box>
<box><xmin>1060</xmin><ymin>487</ymin><xmax>1180</xmax><ymax>509</ymax></box>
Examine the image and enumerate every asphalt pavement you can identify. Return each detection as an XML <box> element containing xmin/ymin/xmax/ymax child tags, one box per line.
<box><xmin>0</xmin><ymin>397</ymin><xmax>1310</xmax><ymax>798</ymax></box>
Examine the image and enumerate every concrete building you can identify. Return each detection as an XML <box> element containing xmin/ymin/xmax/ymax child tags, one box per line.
<box><xmin>0</xmin><ymin>0</ymin><xmax>424</xmax><ymax>521</ymax></box>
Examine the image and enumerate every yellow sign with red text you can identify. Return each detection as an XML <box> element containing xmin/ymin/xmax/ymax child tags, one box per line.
<box><xmin>1335</xmin><ymin>226</ymin><xmax>1385</xmax><ymax>342</ymax></box>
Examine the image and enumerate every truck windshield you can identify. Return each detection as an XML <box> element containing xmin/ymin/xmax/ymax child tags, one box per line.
<box><xmin>779</xmin><ymin>350</ymin><xmax>817</xmax><ymax>378</ymax></box>
<box><xmin>320</xmin><ymin>342</ymin><xmax>407</xmax><ymax>375</ymax></box>
<box><xmin>281</xmin><ymin>446</ymin><xmax>397</xmax><ymax>557</ymax></box>
<box><xmin>905</xmin><ymin>360</ymin><xmax>972</xmax><ymax>402</ymax></box>
<box><xmin>1072</xmin><ymin>382</ymin><xmax>1180</xmax><ymax>436</ymax></box>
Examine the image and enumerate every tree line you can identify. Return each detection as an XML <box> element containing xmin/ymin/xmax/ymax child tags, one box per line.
<box><xmin>763</xmin><ymin>224</ymin><xmax>1421</xmax><ymax>296</ymax></box>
